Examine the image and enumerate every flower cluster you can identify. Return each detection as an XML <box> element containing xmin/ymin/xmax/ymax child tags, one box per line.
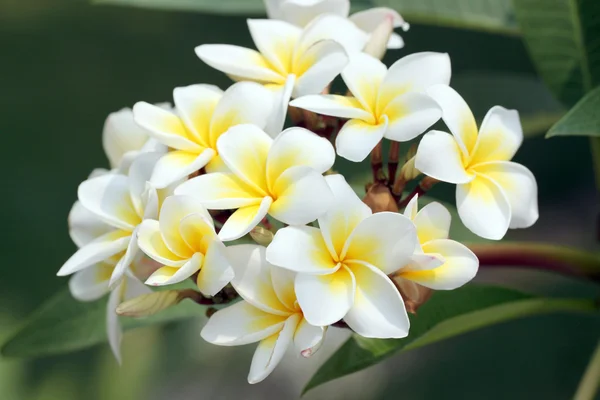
<box><xmin>57</xmin><ymin>0</ymin><xmax>538</xmax><ymax>384</ymax></box>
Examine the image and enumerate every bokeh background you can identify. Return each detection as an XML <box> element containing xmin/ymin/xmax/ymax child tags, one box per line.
<box><xmin>1</xmin><ymin>0</ymin><xmax>599</xmax><ymax>398</ymax></box>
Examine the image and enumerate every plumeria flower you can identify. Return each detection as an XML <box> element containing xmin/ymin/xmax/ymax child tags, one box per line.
<box><xmin>137</xmin><ymin>195</ymin><xmax>234</xmax><ymax>294</ymax></box>
<box><xmin>102</xmin><ymin>105</ymin><xmax>169</xmax><ymax>172</ymax></box>
<box><xmin>264</xmin><ymin>0</ymin><xmax>408</xmax><ymax>49</ymax></box>
<box><xmin>175</xmin><ymin>124</ymin><xmax>335</xmax><ymax>241</ymax></box>
<box><xmin>392</xmin><ymin>195</ymin><xmax>478</xmax><ymax>290</ymax></box>
<box><xmin>195</xmin><ymin>15</ymin><xmax>367</xmax><ymax>103</ymax></box>
<box><xmin>415</xmin><ymin>85</ymin><xmax>539</xmax><ymax>240</ymax></box>
<box><xmin>57</xmin><ymin>152</ymin><xmax>166</xmax><ymax>288</ymax></box>
<box><xmin>290</xmin><ymin>52</ymin><xmax>450</xmax><ymax>162</ymax></box>
<box><xmin>133</xmin><ymin>82</ymin><xmax>276</xmax><ymax>189</ymax></box>
<box><xmin>202</xmin><ymin>245</ymin><xmax>325</xmax><ymax>384</ymax></box>
<box><xmin>67</xmin><ymin>198</ymin><xmax>152</xmax><ymax>363</ymax></box>
<box><xmin>266</xmin><ymin>174</ymin><xmax>417</xmax><ymax>338</ymax></box>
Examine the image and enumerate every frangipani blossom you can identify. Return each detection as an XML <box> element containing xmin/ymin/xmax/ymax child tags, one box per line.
<box><xmin>266</xmin><ymin>175</ymin><xmax>417</xmax><ymax>338</ymax></box>
<box><xmin>202</xmin><ymin>245</ymin><xmax>325</xmax><ymax>384</ymax></box>
<box><xmin>58</xmin><ymin>152</ymin><xmax>165</xmax><ymax>288</ymax></box>
<box><xmin>392</xmin><ymin>195</ymin><xmax>478</xmax><ymax>290</ymax></box>
<box><xmin>290</xmin><ymin>52</ymin><xmax>450</xmax><ymax>162</ymax></box>
<box><xmin>195</xmin><ymin>15</ymin><xmax>366</xmax><ymax>101</ymax></box>
<box><xmin>67</xmin><ymin>200</ymin><xmax>152</xmax><ymax>362</ymax></box>
<box><xmin>415</xmin><ymin>85</ymin><xmax>539</xmax><ymax>240</ymax></box>
<box><xmin>175</xmin><ymin>125</ymin><xmax>335</xmax><ymax>241</ymax></box>
<box><xmin>137</xmin><ymin>195</ymin><xmax>234</xmax><ymax>295</ymax></box>
<box><xmin>264</xmin><ymin>0</ymin><xmax>408</xmax><ymax>49</ymax></box>
<box><xmin>102</xmin><ymin>105</ymin><xmax>169</xmax><ymax>172</ymax></box>
<box><xmin>133</xmin><ymin>82</ymin><xmax>275</xmax><ymax>189</ymax></box>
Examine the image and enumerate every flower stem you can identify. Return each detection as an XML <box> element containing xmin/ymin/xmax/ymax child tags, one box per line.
<box><xmin>388</xmin><ymin>141</ymin><xmax>400</xmax><ymax>183</ymax></box>
<box><xmin>371</xmin><ymin>141</ymin><xmax>385</xmax><ymax>183</ymax></box>
<box><xmin>469</xmin><ymin>242</ymin><xmax>600</xmax><ymax>283</ymax></box>
<box><xmin>397</xmin><ymin>176</ymin><xmax>438</xmax><ymax>208</ymax></box>
<box><xmin>574</xmin><ymin>339</ymin><xmax>600</xmax><ymax>400</ymax></box>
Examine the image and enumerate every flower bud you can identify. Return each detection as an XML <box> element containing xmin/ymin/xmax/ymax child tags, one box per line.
<box><xmin>250</xmin><ymin>226</ymin><xmax>274</xmax><ymax>246</ymax></box>
<box><xmin>363</xmin><ymin>183</ymin><xmax>399</xmax><ymax>213</ymax></box>
<box><xmin>363</xmin><ymin>14</ymin><xmax>395</xmax><ymax>60</ymax></box>
<box><xmin>117</xmin><ymin>290</ymin><xmax>190</xmax><ymax>317</ymax></box>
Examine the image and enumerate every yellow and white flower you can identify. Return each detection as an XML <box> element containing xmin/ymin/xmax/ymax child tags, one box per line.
<box><xmin>175</xmin><ymin>124</ymin><xmax>336</xmax><ymax>241</ymax></box>
<box><xmin>201</xmin><ymin>245</ymin><xmax>325</xmax><ymax>384</ymax></box>
<box><xmin>415</xmin><ymin>85</ymin><xmax>539</xmax><ymax>240</ymax></box>
<box><xmin>133</xmin><ymin>82</ymin><xmax>276</xmax><ymax>189</ymax></box>
<box><xmin>102</xmin><ymin>105</ymin><xmax>169</xmax><ymax>172</ymax></box>
<box><xmin>58</xmin><ymin>152</ymin><xmax>165</xmax><ymax>288</ymax></box>
<box><xmin>290</xmin><ymin>52</ymin><xmax>450</xmax><ymax>162</ymax></box>
<box><xmin>195</xmin><ymin>15</ymin><xmax>366</xmax><ymax>100</ymax></box>
<box><xmin>137</xmin><ymin>195</ymin><xmax>234</xmax><ymax>295</ymax></box>
<box><xmin>266</xmin><ymin>175</ymin><xmax>417</xmax><ymax>338</ymax></box>
<box><xmin>393</xmin><ymin>195</ymin><xmax>479</xmax><ymax>290</ymax></box>
<box><xmin>264</xmin><ymin>0</ymin><xmax>408</xmax><ymax>50</ymax></box>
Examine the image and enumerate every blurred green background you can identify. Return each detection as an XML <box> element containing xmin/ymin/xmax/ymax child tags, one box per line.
<box><xmin>1</xmin><ymin>0</ymin><xmax>599</xmax><ymax>398</ymax></box>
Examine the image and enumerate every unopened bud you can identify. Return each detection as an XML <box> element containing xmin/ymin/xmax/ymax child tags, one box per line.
<box><xmin>117</xmin><ymin>290</ymin><xmax>190</xmax><ymax>317</ymax></box>
<box><xmin>363</xmin><ymin>183</ymin><xmax>399</xmax><ymax>213</ymax></box>
<box><xmin>392</xmin><ymin>278</ymin><xmax>433</xmax><ymax>314</ymax></box>
<box><xmin>250</xmin><ymin>226</ymin><xmax>274</xmax><ymax>246</ymax></box>
<box><xmin>399</xmin><ymin>157</ymin><xmax>421</xmax><ymax>182</ymax></box>
<box><xmin>363</xmin><ymin>14</ymin><xmax>395</xmax><ymax>60</ymax></box>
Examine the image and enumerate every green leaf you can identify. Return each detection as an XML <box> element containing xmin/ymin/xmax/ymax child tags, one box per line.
<box><xmin>303</xmin><ymin>285</ymin><xmax>597</xmax><ymax>394</ymax></box>
<box><xmin>1</xmin><ymin>287</ymin><xmax>204</xmax><ymax>358</ymax></box>
<box><xmin>513</xmin><ymin>0</ymin><xmax>600</xmax><ymax>106</ymax></box>
<box><xmin>93</xmin><ymin>0</ymin><xmax>267</xmax><ymax>14</ymax></box>
<box><xmin>546</xmin><ymin>86</ymin><xmax>600</xmax><ymax>137</ymax></box>
<box><xmin>373</xmin><ymin>0</ymin><xmax>519</xmax><ymax>35</ymax></box>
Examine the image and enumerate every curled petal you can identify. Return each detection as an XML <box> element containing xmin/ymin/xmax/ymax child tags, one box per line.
<box><xmin>280</xmin><ymin>0</ymin><xmax>349</xmax><ymax>27</ymax></box>
<box><xmin>295</xmin><ymin>266</ymin><xmax>355</xmax><ymax>326</ymax></box>
<box><xmin>344</xmin><ymin>261</ymin><xmax>409</xmax><ymax>338</ymax></box>
<box><xmin>264</xmin><ymin>75</ymin><xmax>296</xmax><ymax>137</ymax></box>
<box><xmin>106</xmin><ymin>287</ymin><xmax>123</xmax><ymax>364</ymax></box>
<box><xmin>335</xmin><ymin>116</ymin><xmax>387</xmax><ymax>162</ymax></box>
<box><xmin>298</xmin><ymin>14</ymin><xmax>367</xmax><ymax>55</ymax></box>
<box><xmin>349</xmin><ymin>7</ymin><xmax>406</xmax><ymax>49</ymax></box>
<box><xmin>109</xmin><ymin>225</ymin><xmax>141</xmax><ymax>289</ymax></box>
<box><xmin>294</xmin><ymin>318</ymin><xmax>326</xmax><ymax>358</ymax></box>
<box><xmin>196</xmin><ymin>239</ymin><xmax>234</xmax><ymax>296</ymax></box>
<box><xmin>145</xmin><ymin>253</ymin><xmax>203</xmax><ymax>286</ymax></box>
<box><xmin>218</xmin><ymin>197</ymin><xmax>273</xmax><ymax>242</ymax></box>
<box><xmin>128</xmin><ymin>151</ymin><xmax>162</xmax><ymax>213</ymax></box>
<box><xmin>456</xmin><ymin>174</ymin><xmax>511</xmax><ymax>240</ymax></box>
<box><xmin>68</xmin><ymin>263</ymin><xmax>112</xmax><ymax>302</ymax></box>
<box><xmin>137</xmin><ymin>220</ymin><xmax>187</xmax><ymax>267</ymax></box>
<box><xmin>415</xmin><ymin>130</ymin><xmax>474</xmax><ymax>184</ymax></box>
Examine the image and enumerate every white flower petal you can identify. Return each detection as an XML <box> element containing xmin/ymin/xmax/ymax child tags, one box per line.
<box><xmin>172</xmin><ymin>84</ymin><xmax>222</xmax><ymax>147</ymax></box>
<box><xmin>248</xmin><ymin>313</ymin><xmax>301</xmax><ymax>384</ymax></box>
<box><xmin>415</xmin><ymin>130</ymin><xmax>474</xmax><ymax>184</ymax></box>
<box><xmin>102</xmin><ymin>107</ymin><xmax>152</xmax><ymax>169</ymax></box>
<box><xmin>267</xmin><ymin>225</ymin><xmax>337</xmax><ymax>274</ymax></box>
<box><xmin>341</xmin><ymin>52</ymin><xmax>387</xmax><ymax>113</ymax></box>
<box><xmin>159</xmin><ymin>195</ymin><xmax>213</xmax><ymax>258</ymax></box>
<box><xmin>196</xmin><ymin>239</ymin><xmax>234</xmax><ymax>296</ymax></box>
<box><xmin>68</xmin><ymin>263</ymin><xmax>112</xmax><ymax>301</ymax></box>
<box><xmin>400</xmin><ymin>239</ymin><xmax>478</xmax><ymax>290</ymax></box>
<box><xmin>269</xmin><ymin>166</ymin><xmax>334</xmax><ymax>225</ymax></box>
<box><xmin>266</xmin><ymin>127</ymin><xmax>335</xmax><ymax>189</ymax></box>
<box><xmin>247</xmin><ymin>19</ymin><xmax>302</xmax><ymax>76</ymax></box>
<box><xmin>426</xmin><ymin>85</ymin><xmax>478</xmax><ymax>155</ymax></box>
<box><xmin>294</xmin><ymin>265</ymin><xmax>355</xmax><ymax>326</ymax></box>
<box><xmin>128</xmin><ymin>151</ymin><xmax>162</xmax><ymax>213</ymax></box>
<box><xmin>342</xmin><ymin>212</ymin><xmax>417</xmax><ymax>275</ymax></box>
<box><xmin>132</xmin><ymin>102</ymin><xmax>203</xmax><ymax>152</ymax></box>
<box><xmin>270</xmin><ymin>265</ymin><xmax>297</xmax><ymax>311</ymax></box>
<box><xmin>123</xmin><ymin>275</ymin><xmax>153</xmax><ymax>299</ymax></box>
<box><xmin>387</xmin><ymin>32</ymin><xmax>404</xmax><ymax>49</ymax></box>
<box><xmin>335</xmin><ymin>116</ymin><xmax>387</xmax><ymax>162</ymax></box>
<box><xmin>228</xmin><ymin>244</ymin><xmax>291</xmax><ymax>315</ymax></box>
<box><xmin>470</xmin><ymin>106</ymin><xmax>523</xmax><ymax>164</ymax></box>
<box><xmin>195</xmin><ymin>44</ymin><xmax>284</xmax><ymax>84</ymax></box>
<box><xmin>414</xmin><ymin>201</ymin><xmax>451</xmax><ymax>243</ymax></box>
<box><xmin>265</xmin><ymin>75</ymin><xmax>296</xmax><ymax>137</ymax></box>
<box><xmin>298</xmin><ymin>14</ymin><xmax>367</xmax><ymax>55</ymax></box>
<box><xmin>57</xmin><ymin>230</ymin><xmax>130</xmax><ymax>276</ymax></box>
<box><xmin>68</xmin><ymin>201</ymin><xmax>112</xmax><ymax>248</ymax></box>
<box><xmin>174</xmin><ymin>173</ymin><xmax>264</xmax><ymax>210</ymax></box>
<box><xmin>403</xmin><ymin>194</ymin><xmax>419</xmax><ymax>221</ymax></box>
<box><xmin>456</xmin><ymin>174</ymin><xmax>511</xmax><ymax>240</ymax></box>
<box><xmin>344</xmin><ymin>261</ymin><xmax>409</xmax><ymax>338</ymax></box>
<box><xmin>209</xmin><ymin>81</ymin><xmax>276</xmax><ymax>147</ymax></box>
<box><xmin>217</xmin><ymin>124</ymin><xmax>272</xmax><ymax>195</ymax></box>
<box><xmin>349</xmin><ymin>7</ymin><xmax>406</xmax><ymax>47</ymax></box>
<box><xmin>319</xmin><ymin>174</ymin><xmax>371</xmax><ymax>258</ymax></box>
<box><xmin>218</xmin><ymin>197</ymin><xmax>273</xmax><ymax>241</ymax></box>
<box><xmin>382</xmin><ymin>92</ymin><xmax>442</xmax><ymax>142</ymax></box>
<box><xmin>280</xmin><ymin>0</ymin><xmax>349</xmax><ymax>27</ymax></box>
<box><xmin>289</xmin><ymin>94</ymin><xmax>372</xmax><ymax>120</ymax></box>
<box><xmin>78</xmin><ymin>174</ymin><xmax>139</xmax><ymax>231</ymax></box>
<box><xmin>137</xmin><ymin>220</ymin><xmax>187</xmax><ymax>267</ymax></box>
<box><xmin>106</xmin><ymin>287</ymin><xmax>123</xmax><ymax>364</ymax></box>
<box><xmin>178</xmin><ymin>213</ymin><xmax>217</xmax><ymax>254</ymax></box>
<box><xmin>145</xmin><ymin>252</ymin><xmax>203</xmax><ymax>286</ymax></box>
<box><xmin>109</xmin><ymin>226</ymin><xmax>141</xmax><ymax>289</ymax></box>
<box><xmin>473</xmin><ymin>161</ymin><xmax>538</xmax><ymax>229</ymax></box>
<box><xmin>150</xmin><ymin>149</ymin><xmax>215</xmax><ymax>189</ymax></box>
<box><xmin>201</xmin><ymin>301</ymin><xmax>287</xmax><ymax>346</ymax></box>
<box><xmin>294</xmin><ymin>318</ymin><xmax>326</xmax><ymax>358</ymax></box>
<box><xmin>293</xmin><ymin>39</ymin><xmax>349</xmax><ymax>97</ymax></box>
